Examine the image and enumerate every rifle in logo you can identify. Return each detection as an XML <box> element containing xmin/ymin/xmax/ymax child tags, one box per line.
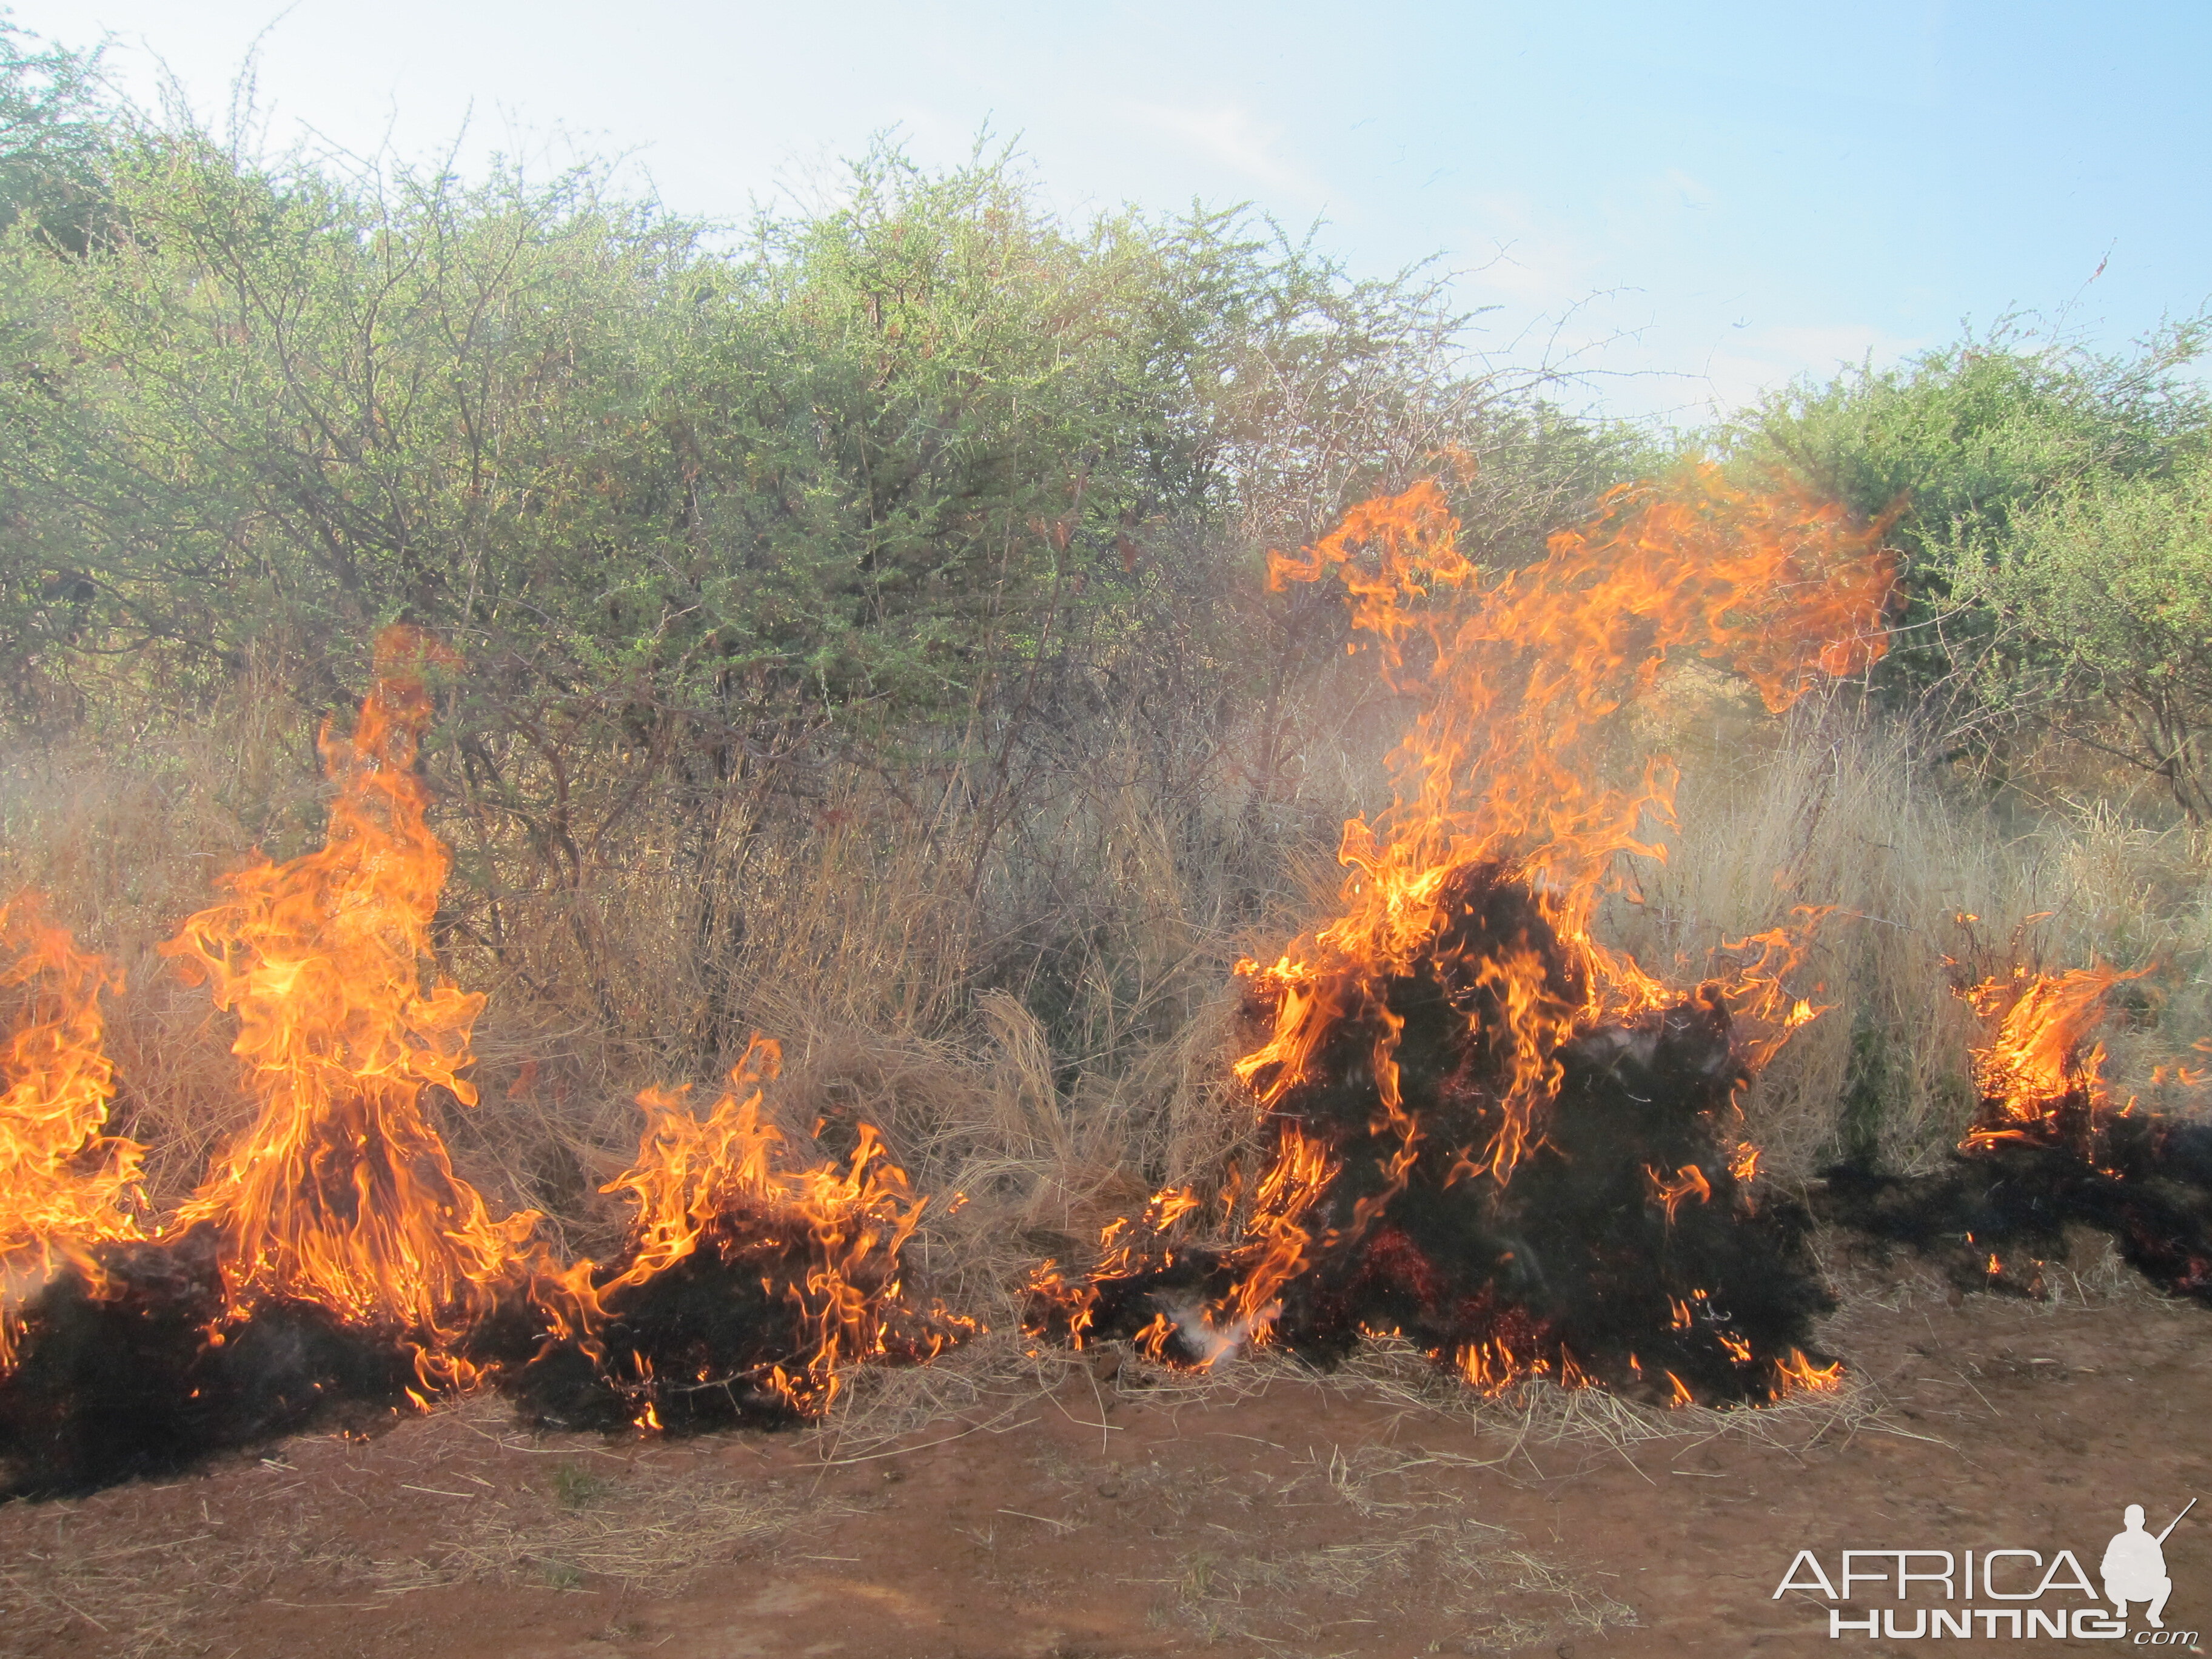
<box><xmin>2104</xmin><ymin>1498</ymin><xmax>2193</xmax><ymax>1629</ymax></box>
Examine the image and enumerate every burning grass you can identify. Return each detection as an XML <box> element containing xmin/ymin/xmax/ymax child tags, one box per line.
<box><xmin>0</xmin><ymin>633</ymin><xmax>971</xmax><ymax>1496</ymax></box>
<box><xmin>4</xmin><ymin>464</ymin><xmax>2212</xmax><ymax>1510</ymax></box>
<box><xmin>1822</xmin><ymin>956</ymin><xmax>2212</xmax><ymax>1304</ymax></box>
<box><xmin>0</xmin><ymin>895</ymin><xmax>142</xmax><ymax>1371</ymax></box>
<box><xmin>1029</xmin><ymin>862</ymin><xmax>1843</xmax><ymax>1404</ymax></box>
<box><xmin>1030</xmin><ymin>471</ymin><xmax>1892</xmax><ymax>1403</ymax></box>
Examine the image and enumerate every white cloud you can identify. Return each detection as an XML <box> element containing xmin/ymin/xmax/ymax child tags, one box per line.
<box><xmin>1124</xmin><ymin>101</ymin><xmax>1318</xmax><ymax>195</ymax></box>
<box><xmin>1689</xmin><ymin>322</ymin><xmax>1927</xmax><ymax>416</ymax></box>
<box><xmin>1655</xmin><ymin>167</ymin><xmax>1719</xmax><ymax>212</ymax></box>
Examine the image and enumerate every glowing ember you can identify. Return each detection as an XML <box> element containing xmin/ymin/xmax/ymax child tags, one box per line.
<box><xmin>1034</xmin><ymin>468</ymin><xmax>1897</xmax><ymax>1403</ymax></box>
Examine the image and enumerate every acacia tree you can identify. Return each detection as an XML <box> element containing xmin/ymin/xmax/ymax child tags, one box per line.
<box><xmin>1723</xmin><ymin>321</ymin><xmax>2211</xmax><ymax>755</ymax></box>
<box><xmin>1959</xmin><ymin>455</ymin><xmax>2212</xmax><ymax>820</ymax></box>
<box><xmin>0</xmin><ymin>112</ymin><xmax>1592</xmax><ymax>765</ymax></box>
<box><xmin>0</xmin><ymin>81</ymin><xmax>1641</xmax><ymax>1047</ymax></box>
<box><xmin>0</xmin><ymin>19</ymin><xmax>109</xmax><ymax>255</ymax></box>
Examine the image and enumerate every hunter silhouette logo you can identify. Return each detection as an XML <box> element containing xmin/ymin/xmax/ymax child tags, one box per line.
<box><xmin>2105</xmin><ymin>1500</ymin><xmax>2192</xmax><ymax>1630</ymax></box>
<box><xmin>1774</xmin><ymin>1496</ymin><xmax>2200</xmax><ymax>1641</ymax></box>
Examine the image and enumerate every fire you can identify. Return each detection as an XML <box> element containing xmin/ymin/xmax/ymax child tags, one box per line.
<box><xmin>158</xmin><ymin>628</ymin><xmax>544</xmax><ymax>1373</ymax></box>
<box><xmin>1241</xmin><ymin>466</ymin><xmax>1892</xmax><ymax>1181</ymax></box>
<box><xmin>1033</xmin><ymin>466</ymin><xmax>1895</xmax><ymax>1403</ymax></box>
<box><xmin>0</xmin><ymin>897</ymin><xmax>142</xmax><ymax>1367</ymax></box>
<box><xmin>1958</xmin><ymin>965</ymin><xmax>2140</xmax><ymax>1155</ymax></box>
<box><xmin>1773</xmin><ymin>1349</ymin><xmax>1845</xmax><ymax>1394</ymax></box>
<box><xmin>0</xmin><ymin>628</ymin><xmax>965</xmax><ymax>1489</ymax></box>
<box><xmin>1645</xmin><ymin>1163</ymin><xmax>1713</xmax><ymax>1222</ymax></box>
<box><xmin>1825</xmin><ymin>945</ymin><xmax>2212</xmax><ymax>1311</ymax></box>
<box><xmin>583</xmin><ymin>1035</ymin><xmax>960</xmax><ymax>1419</ymax></box>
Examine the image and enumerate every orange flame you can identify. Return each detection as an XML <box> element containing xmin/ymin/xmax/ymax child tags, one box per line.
<box><xmin>0</xmin><ymin>896</ymin><xmax>142</xmax><ymax>1368</ymax></box>
<box><xmin>1644</xmin><ymin>1162</ymin><xmax>1713</xmax><ymax>1224</ymax></box>
<box><xmin>159</xmin><ymin>628</ymin><xmax>546</xmax><ymax>1370</ymax></box>
<box><xmin>1772</xmin><ymin>1348</ymin><xmax>1846</xmax><ymax>1395</ymax></box>
<box><xmin>1246</xmin><ymin>466</ymin><xmax>1894</xmax><ymax>1183</ymax></box>
<box><xmin>0</xmin><ymin>629</ymin><xmax>962</xmax><ymax>1426</ymax></box>
<box><xmin>594</xmin><ymin>1036</ymin><xmax>954</xmax><ymax>1413</ymax></box>
<box><xmin>1037</xmin><ymin>469</ymin><xmax>1891</xmax><ymax>1398</ymax></box>
<box><xmin>1217</xmin><ymin>1123</ymin><xmax>1338</xmax><ymax>1349</ymax></box>
<box><xmin>1959</xmin><ymin>964</ymin><xmax>2140</xmax><ymax>1153</ymax></box>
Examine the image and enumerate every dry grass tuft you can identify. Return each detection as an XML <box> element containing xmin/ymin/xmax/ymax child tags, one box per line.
<box><xmin>1279</xmin><ymin>1334</ymin><xmax>1906</xmax><ymax>1476</ymax></box>
<box><xmin>383</xmin><ymin>1463</ymin><xmax>837</xmax><ymax>1595</ymax></box>
<box><xmin>1620</xmin><ymin>686</ymin><xmax>2212</xmax><ymax>1173</ymax></box>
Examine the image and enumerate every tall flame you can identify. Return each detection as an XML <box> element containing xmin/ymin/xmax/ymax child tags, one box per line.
<box><xmin>159</xmin><ymin>627</ymin><xmax>540</xmax><ymax>1364</ymax></box>
<box><xmin>0</xmin><ymin>629</ymin><xmax>966</xmax><ymax>1472</ymax></box>
<box><xmin>1244</xmin><ymin>466</ymin><xmax>1895</xmax><ymax>1184</ymax></box>
<box><xmin>1030</xmin><ymin>468</ymin><xmax>1894</xmax><ymax>1399</ymax></box>
<box><xmin>0</xmin><ymin>896</ymin><xmax>142</xmax><ymax>1367</ymax></box>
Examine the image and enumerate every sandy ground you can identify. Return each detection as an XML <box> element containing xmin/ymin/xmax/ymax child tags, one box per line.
<box><xmin>2</xmin><ymin>1257</ymin><xmax>2209</xmax><ymax>1659</ymax></box>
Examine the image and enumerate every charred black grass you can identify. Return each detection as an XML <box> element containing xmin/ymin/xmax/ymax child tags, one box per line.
<box><xmin>1038</xmin><ymin>864</ymin><xmax>1840</xmax><ymax>1405</ymax></box>
<box><xmin>0</xmin><ymin>1202</ymin><xmax>961</xmax><ymax>1496</ymax></box>
<box><xmin>505</xmin><ymin>1207</ymin><xmax>957</xmax><ymax>1436</ymax></box>
<box><xmin>1820</xmin><ymin>1108</ymin><xmax>2212</xmax><ymax>1304</ymax></box>
<box><xmin>0</xmin><ymin>1228</ymin><xmax>415</xmax><ymax>1496</ymax></box>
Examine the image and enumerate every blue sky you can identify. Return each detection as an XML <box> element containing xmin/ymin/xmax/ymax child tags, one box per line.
<box><xmin>12</xmin><ymin>0</ymin><xmax>2210</xmax><ymax>421</ymax></box>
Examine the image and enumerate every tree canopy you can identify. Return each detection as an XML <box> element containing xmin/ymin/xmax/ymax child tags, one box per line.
<box><xmin>1724</xmin><ymin>321</ymin><xmax>2212</xmax><ymax>814</ymax></box>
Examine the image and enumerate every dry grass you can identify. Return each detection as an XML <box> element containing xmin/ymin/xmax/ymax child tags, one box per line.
<box><xmin>1620</xmin><ymin>682</ymin><xmax>2212</xmax><ymax>1173</ymax></box>
<box><xmin>1816</xmin><ymin>1222</ymin><xmax>2186</xmax><ymax>1330</ymax></box>
<box><xmin>949</xmin><ymin>1386</ymin><xmax>1642</xmax><ymax>1655</ymax></box>
<box><xmin>378</xmin><ymin>1462</ymin><xmax>836</xmax><ymax>1595</ymax></box>
<box><xmin>4</xmin><ymin>647</ymin><xmax>2209</xmax><ymax>1334</ymax></box>
<box><xmin>797</xmin><ymin>1316</ymin><xmax>1909</xmax><ymax>1507</ymax></box>
<box><xmin>0</xmin><ymin>1399</ymin><xmax>848</xmax><ymax>1659</ymax></box>
<box><xmin>1127</xmin><ymin>1443</ymin><xmax>1636</xmax><ymax>1654</ymax></box>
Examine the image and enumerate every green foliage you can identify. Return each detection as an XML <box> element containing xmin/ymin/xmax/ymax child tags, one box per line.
<box><xmin>1738</xmin><ymin>329</ymin><xmax>2203</xmax><ymax>530</ymax></box>
<box><xmin>1964</xmin><ymin>454</ymin><xmax>2212</xmax><ymax>817</ymax></box>
<box><xmin>0</xmin><ymin>122</ymin><xmax>1572</xmax><ymax>740</ymax></box>
<box><xmin>0</xmin><ymin>96</ymin><xmax>1648</xmax><ymax>1037</ymax></box>
<box><xmin>1738</xmin><ymin>327</ymin><xmax>2206</xmax><ymax>666</ymax></box>
<box><xmin>1721</xmin><ymin>321</ymin><xmax>2212</xmax><ymax>803</ymax></box>
<box><xmin>0</xmin><ymin>17</ymin><xmax>110</xmax><ymax>255</ymax></box>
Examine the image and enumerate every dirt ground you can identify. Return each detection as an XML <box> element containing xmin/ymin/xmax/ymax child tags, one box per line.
<box><xmin>3</xmin><ymin>1252</ymin><xmax>2209</xmax><ymax>1659</ymax></box>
